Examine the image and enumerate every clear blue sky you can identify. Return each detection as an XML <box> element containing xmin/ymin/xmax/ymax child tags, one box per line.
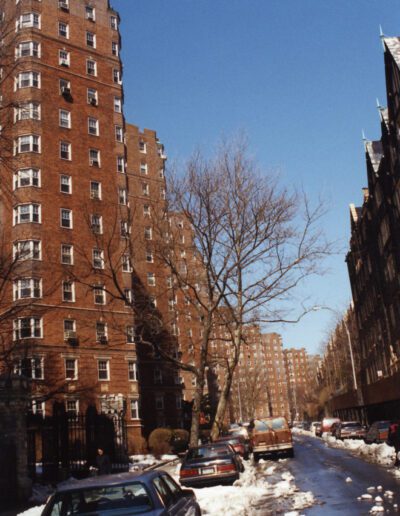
<box><xmin>112</xmin><ymin>0</ymin><xmax>400</xmax><ymax>354</ymax></box>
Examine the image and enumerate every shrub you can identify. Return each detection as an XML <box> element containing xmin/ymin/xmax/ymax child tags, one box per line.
<box><xmin>148</xmin><ymin>428</ymin><xmax>173</xmax><ymax>458</ymax></box>
<box><xmin>171</xmin><ymin>429</ymin><xmax>189</xmax><ymax>454</ymax></box>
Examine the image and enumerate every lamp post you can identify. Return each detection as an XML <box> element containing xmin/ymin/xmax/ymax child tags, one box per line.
<box><xmin>313</xmin><ymin>306</ymin><xmax>358</xmax><ymax>391</ymax></box>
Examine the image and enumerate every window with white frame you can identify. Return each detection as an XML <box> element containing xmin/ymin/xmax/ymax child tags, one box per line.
<box><xmin>113</xmin><ymin>68</ymin><xmax>121</xmax><ymax>84</ymax></box>
<box><xmin>14</xmin><ymin>240</ymin><xmax>41</xmax><ymax>261</ymax></box>
<box><xmin>15</xmin><ymin>102</ymin><xmax>40</xmax><ymax>121</ymax></box>
<box><xmin>112</xmin><ymin>41</ymin><xmax>119</xmax><ymax>56</ymax></box>
<box><xmin>140</xmin><ymin>163</ymin><xmax>148</xmax><ymax>175</ymax></box>
<box><xmin>31</xmin><ymin>400</ymin><xmax>45</xmax><ymax>417</ymax></box>
<box><xmin>90</xmin><ymin>181</ymin><xmax>101</xmax><ymax>199</ymax></box>
<box><xmin>142</xmin><ymin>183</ymin><xmax>149</xmax><ymax>196</ymax></box>
<box><xmin>122</xmin><ymin>254</ymin><xmax>132</xmax><ymax>272</ymax></box>
<box><xmin>14</xmin><ymin>168</ymin><xmax>40</xmax><ymax>189</ymax></box>
<box><xmin>64</xmin><ymin>319</ymin><xmax>76</xmax><ymax>339</ymax></box>
<box><xmin>16</xmin><ymin>13</ymin><xmax>40</xmax><ymax>30</ymax></box>
<box><xmin>60</xmin><ymin>175</ymin><xmax>71</xmax><ymax>194</ymax></box>
<box><xmin>89</xmin><ymin>148</ymin><xmax>100</xmax><ymax>166</ymax></box>
<box><xmin>13</xmin><ymin>318</ymin><xmax>42</xmax><ymax>340</ymax></box>
<box><xmin>60</xmin><ymin>141</ymin><xmax>71</xmax><ymax>160</ymax></box>
<box><xmin>60</xmin><ymin>208</ymin><xmax>72</xmax><ymax>228</ymax></box>
<box><xmin>66</xmin><ymin>399</ymin><xmax>78</xmax><ymax>415</ymax></box>
<box><xmin>88</xmin><ymin>117</ymin><xmax>99</xmax><ymax>136</ymax></box>
<box><xmin>115</xmin><ymin>125</ymin><xmax>123</xmax><ymax>142</ymax></box>
<box><xmin>120</xmin><ymin>220</ymin><xmax>130</xmax><ymax>237</ymax></box>
<box><xmin>145</xmin><ymin>249</ymin><xmax>153</xmax><ymax>263</ymax></box>
<box><xmin>14</xmin><ymin>204</ymin><xmax>41</xmax><ymax>224</ymax></box>
<box><xmin>91</xmin><ymin>214</ymin><xmax>103</xmax><ymax>234</ymax></box>
<box><xmin>130</xmin><ymin>399</ymin><xmax>139</xmax><ymax>419</ymax></box>
<box><xmin>118</xmin><ymin>188</ymin><xmax>127</xmax><ymax>205</ymax></box>
<box><xmin>16</xmin><ymin>71</ymin><xmax>40</xmax><ymax>89</ymax></box>
<box><xmin>126</xmin><ymin>326</ymin><xmax>135</xmax><ymax>343</ymax></box>
<box><xmin>86</xmin><ymin>5</ymin><xmax>95</xmax><ymax>21</ymax></box>
<box><xmin>58</xmin><ymin>21</ymin><xmax>69</xmax><ymax>38</ymax></box>
<box><xmin>98</xmin><ymin>360</ymin><xmax>109</xmax><ymax>381</ymax></box>
<box><xmin>149</xmin><ymin>296</ymin><xmax>157</xmax><ymax>309</ymax></box>
<box><xmin>114</xmin><ymin>96</ymin><xmax>121</xmax><ymax>112</ymax></box>
<box><xmin>59</xmin><ymin>109</ymin><xmax>71</xmax><ymax>128</ymax></box>
<box><xmin>59</xmin><ymin>49</ymin><xmax>70</xmax><ymax>67</ymax></box>
<box><xmin>160</xmin><ymin>186</ymin><xmax>166</xmax><ymax>200</ymax></box>
<box><xmin>59</xmin><ymin>0</ymin><xmax>69</xmax><ymax>10</ymax></box>
<box><xmin>144</xmin><ymin>226</ymin><xmax>152</xmax><ymax>240</ymax></box>
<box><xmin>61</xmin><ymin>244</ymin><xmax>73</xmax><ymax>265</ymax></box>
<box><xmin>16</xmin><ymin>41</ymin><xmax>40</xmax><ymax>58</ymax></box>
<box><xmin>110</xmin><ymin>15</ymin><xmax>118</xmax><ymax>30</ymax></box>
<box><xmin>62</xmin><ymin>281</ymin><xmax>75</xmax><ymax>302</ymax></box>
<box><xmin>93</xmin><ymin>286</ymin><xmax>106</xmax><ymax>305</ymax></box>
<box><xmin>143</xmin><ymin>204</ymin><xmax>150</xmax><ymax>216</ymax></box>
<box><xmin>139</xmin><ymin>141</ymin><xmax>146</xmax><ymax>153</ymax></box>
<box><xmin>87</xmin><ymin>88</ymin><xmax>98</xmax><ymax>105</ymax></box>
<box><xmin>60</xmin><ymin>78</ymin><xmax>71</xmax><ymax>95</ymax></box>
<box><xmin>124</xmin><ymin>289</ymin><xmax>133</xmax><ymax>305</ymax></box>
<box><xmin>96</xmin><ymin>322</ymin><xmax>107</xmax><ymax>341</ymax></box>
<box><xmin>147</xmin><ymin>272</ymin><xmax>155</xmax><ymax>287</ymax></box>
<box><xmin>117</xmin><ymin>156</ymin><xmax>125</xmax><ymax>173</ymax></box>
<box><xmin>92</xmin><ymin>249</ymin><xmax>104</xmax><ymax>269</ymax></box>
<box><xmin>13</xmin><ymin>278</ymin><xmax>41</xmax><ymax>300</ymax></box>
<box><xmin>86</xmin><ymin>31</ymin><xmax>96</xmax><ymax>48</ymax></box>
<box><xmin>15</xmin><ymin>357</ymin><xmax>44</xmax><ymax>379</ymax></box>
<box><xmin>159</xmin><ymin>168</ymin><xmax>164</xmax><ymax>178</ymax></box>
<box><xmin>65</xmin><ymin>358</ymin><xmax>77</xmax><ymax>380</ymax></box>
<box><xmin>15</xmin><ymin>134</ymin><xmax>40</xmax><ymax>154</ymax></box>
<box><xmin>128</xmin><ymin>361</ymin><xmax>137</xmax><ymax>381</ymax></box>
<box><xmin>86</xmin><ymin>59</ymin><xmax>97</xmax><ymax>76</ymax></box>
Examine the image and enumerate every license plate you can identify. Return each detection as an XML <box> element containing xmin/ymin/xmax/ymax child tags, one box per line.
<box><xmin>201</xmin><ymin>467</ymin><xmax>215</xmax><ymax>475</ymax></box>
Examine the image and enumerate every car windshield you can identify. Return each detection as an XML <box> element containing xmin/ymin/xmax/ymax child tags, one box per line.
<box><xmin>343</xmin><ymin>422</ymin><xmax>362</xmax><ymax>429</ymax></box>
<box><xmin>378</xmin><ymin>422</ymin><xmax>390</xmax><ymax>429</ymax></box>
<box><xmin>48</xmin><ymin>482</ymin><xmax>153</xmax><ymax>515</ymax></box>
<box><xmin>217</xmin><ymin>437</ymin><xmax>241</xmax><ymax>445</ymax></box>
<box><xmin>323</xmin><ymin>419</ymin><xmax>338</xmax><ymax>426</ymax></box>
<box><xmin>254</xmin><ymin>418</ymin><xmax>286</xmax><ymax>431</ymax></box>
<box><xmin>187</xmin><ymin>444</ymin><xmax>231</xmax><ymax>459</ymax></box>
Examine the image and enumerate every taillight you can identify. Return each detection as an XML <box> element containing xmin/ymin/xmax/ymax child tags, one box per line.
<box><xmin>180</xmin><ymin>468</ymin><xmax>198</xmax><ymax>478</ymax></box>
<box><xmin>217</xmin><ymin>463</ymin><xmax>236</xmax><ymax>473</ymax></box>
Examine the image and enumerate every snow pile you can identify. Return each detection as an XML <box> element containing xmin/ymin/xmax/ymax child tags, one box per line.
<box><xmin>129</xmin><ymin>453</ymin><xmax>178</xmax><ymax>470</ymax></box>
<box><xmin>291</xmin><ymin>427</ymin><xmax>314</xmax><ymax>437</ymax></box>
<box><xmin>17</xmin><ymin>507</ymin><xmax>44</xmax><ymax>516</ymax></box>
<box><xmin>322</xmin><ymin>435</ymin><xmax>396</xmax><ymax>466</ymax></box>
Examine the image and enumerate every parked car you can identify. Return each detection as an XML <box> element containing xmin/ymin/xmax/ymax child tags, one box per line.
<box><xmin>249</xmin><ymin>416</ymin><xmax>293</xmax><ymax>461</ymax></box>
<box><xmin>41</xmin><ymin>470</ymin><xmax>201</xmax><ymax>516</ymax></box>
<box><xmin>179</xmin><ymin>443</ymin><xmax>243</xmax><ymax>488</ymax></box>
<box><xmin>320</xmin><ymin>417</ymin><xmax>341</xmax><ymax>436</ymax></box>
<box><xmin>333</xmin><ymin>421</ymin><xmax>366</xmax><ymax>440</ymax></box>
<box><xmin>310</xmin><ymin>421</ymin><xmax>320</xmax><ymax>435</ymax></box>
<box><xmin>227</xmin><ymin>426</ymin><xmax>251</xmax><ymax>457</ymax></box>
<box><xmin>214</xmin><ymin>435</ymin><xmax>248</xmax><ymax>459</ymax></box>
<box><xmin>365</xmin><ymin>420</ymin><xmax>396</xmax><ymax>444</ymax></box>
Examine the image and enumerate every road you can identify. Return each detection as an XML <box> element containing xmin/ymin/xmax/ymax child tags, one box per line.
<box><xmin>284</xmin><ymin>434</ymin><xmax>400</xmax><ymax>515</ymax></box>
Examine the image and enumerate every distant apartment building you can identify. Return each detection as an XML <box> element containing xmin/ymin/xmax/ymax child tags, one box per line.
<box><xmin>283</xmin><ymin>348</ymin><xmax>308</xmax><ymax>420</ymax></box>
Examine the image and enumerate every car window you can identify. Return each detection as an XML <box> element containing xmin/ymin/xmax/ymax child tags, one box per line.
<box><xmin>254</xmin><ymin>418</ymin><xmax>286</xmax><ymax>431</ymax></box>
<box><xmin>187</xmin><ymin>444</ymin><xmax>230</xmax><ymax>459</ymax></box>
<box><xmin>161</xmin><ymin>474</ymin><xmax>181</xmax><ymax>496</ymax></box>
<box><xmin>48</xmin><ymin>482</ymin><xmax>153</xmax><ymax>515</ymax></box>
<box><xmin>153</xmin><ymin>476</ymin><xmax>174</xmax><ymax>507</ymax></box>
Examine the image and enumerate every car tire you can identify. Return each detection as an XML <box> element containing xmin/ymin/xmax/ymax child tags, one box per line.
<box><xmin>253</xmin><ymin>452</ymin><xmax>259</xmax><ymax>463</ymax></box>
<box><xmin>287</xmin><ymin>448</ymin><xmax>294</xmax><ymax>458</ymax></box>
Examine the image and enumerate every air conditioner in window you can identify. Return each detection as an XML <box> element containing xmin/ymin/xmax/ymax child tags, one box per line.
<box><xmin>90</xmin><ymin>97</ymin><xmax>97</xmax><ymax>106</ymax></box>
<box><xmin>91</xmin><ymin>191</ymin><xmax>99</xmax><ymax>199</ymax></box>
<box><xmin>99</xmin><ymin>335</ymin><xmax>108</xmax><ymax>344</ymax></box>
<box><xmin>60</xmin><ymin>59</ymin><xmax>69</xmax><ymax>67</ymax></box>
<box><xmin>59</xmin><ymin>1</ymin><xmax>69</xmax><ymax>11</ymax></box>
<box><xmin>61</xmin><ymin>86</ymin><xmax>71</xmax><ymax>96</ymax></box>
<box><xmin>87</xmin><ymin>14</ymin><xmax>94</xmax><ymax>21</ymax></box>
<box><xmin>90</xmin><ymin>159</ymin><xmax>99</xmax><ymax>167</ymax></box>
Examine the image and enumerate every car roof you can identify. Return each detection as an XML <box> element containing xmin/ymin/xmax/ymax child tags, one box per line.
<box><xmin>55</xmin><ymin>470</ymin><xmax>164</xmax><ymax>493</ymax></box>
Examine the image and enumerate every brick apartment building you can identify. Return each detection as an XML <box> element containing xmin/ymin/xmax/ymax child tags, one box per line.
<box><xmin>0</xmin><ymin>0</ymin><xmax>185</xmax><ymax>451</ymax></box>
<box><xmin>283</xmin><ymin>348</ymin><xmax>308</xmax><ymax>421</ymax></box>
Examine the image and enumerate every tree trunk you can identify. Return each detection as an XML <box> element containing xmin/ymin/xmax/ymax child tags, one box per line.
<box><xmin>189</xmin><ymin>368</ymin><xmax>205</xmax><ymax>448</ymax></box>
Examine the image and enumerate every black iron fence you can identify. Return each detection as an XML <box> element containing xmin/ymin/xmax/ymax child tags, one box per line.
<box><xmin>27</xmin><ymin>404</ymin><xmax>128</xmax><ymax>482</ymax></box>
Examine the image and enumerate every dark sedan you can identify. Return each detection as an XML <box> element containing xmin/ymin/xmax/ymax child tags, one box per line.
<box><xmin>41</xmin><ymin>470</ymin><xmax>201</xmax><ymax>516</ymax></box>
<box><xmin>179</xmin><ymin>443</ymin><xmax>243</xmax><ymax>488</ymax></box>
<box><xmin>214</xmin><ymin>435</ymin><xmax>248</xmax><ymax>459</ymax></box>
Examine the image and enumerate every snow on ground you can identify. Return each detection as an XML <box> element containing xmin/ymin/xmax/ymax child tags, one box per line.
<box><xmin>129</xmin><ymin>453</ymin><xmax>178</xmax><ymax>470</ymax></box>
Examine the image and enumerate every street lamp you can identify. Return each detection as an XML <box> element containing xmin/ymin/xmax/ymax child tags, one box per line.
<box><xmin>312</xmin><ymin>306</ymin><xmax>358</xmax><ymax>391</ymax></box>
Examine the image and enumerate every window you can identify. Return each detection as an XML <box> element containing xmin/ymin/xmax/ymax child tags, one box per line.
<box><xmin>14</xmin><ymin>168</ymin><xmax>40</xmax><ymax>189</ymax></box>
<box><xmin>15</xmin><ymin>357</ymin><xmax>44</xmax><ymax>380</ymax></box>
<box><xmin>149</xmin><ymin>296</ymin><xmax>157</xmax><ymax>308</ymax></box>
<box><xmin>66</xmin><ymin>399</ymin><xmax>78</xmax><ymax>416</ymax></box>
<box><xmin>58</xmin><ymin>21</ymin><xmax>69</xmax><ymax>38</ymax></box>
<box><xmin>61</xmin><ymin>208</ymin><xmax>72</xmax><ymax>228</ymax></box>
<box><xmin>16</xmin><ymin>41</ymin><xmax>40</xmax><ymax>58</ymax></box>
<box><xmin>128</xmin><ymin>361</ymin><xmax>137</xmax><ymax>381</ymax></box>
<box><xmin>98</xmin><ymin>360</ymin><xmax>109</xmax><ymax>381</ymax></box>
<box><xmin>159</xmin><ymin>168</ymin><xmax>164</xmax><ymax>178</ymax></box>
<box><xmin>96</xmin><ymin>322</ymin><xmax>107</xmax><ymax>342</ymax></box>
<box><xmin>126</xmin><ymin>326</ymin><xmax>135</xmax><ymax>343</ymax></box>
<box><xmin>86</xmin><ymin>31</ymin><xmax>96</xmax><ymax>48</ymax></box>
<box><xmin>86</xmin><ymin>6</ymin><xmax>95</xmax><ymax>21</ymax></box>
<box><xmin>110</xmin><ymin>16</ymin><xmax>118</xmax><ymax>30</ymax></box>
<box><xmin>120</xmin><ymin>221</ymin><xmax>130</xmax><ymax>237</ymax></box>
<box><xmin>88</xmin><ymin>117</ymin><xmax>99</xmax><ymax>135</ymax></box>
<box><xmin>115</xmin><ymin>125</ymin><xmax>123</xmax><ymax>142</ymax></box>
<box><xmin>122</xmin><ymin>254</ymin><xmax>132</xmax><ymax>272</ymax></box>
<box><xmin>60</xmin><ymin>175</ymin><xmax>71</xmax><ymax>194</ymax></box>
<box><xmin>92</xmin><ymin>249</ymin><xmax>104</xmax><ymax>269</ymax></box>
<box><xmin>59</xmin><ymin>49</ymin><xmax>70</xmax><ymax>67</ymax></box>
<box><xmin>15</xmin><ymin>102</ymin><xmax>40</xmax><ymax>121</ymax></box>
<box><xmin>59</xmin><ymin>109</ymin><xmax>71</xmax><ymax>128</ymax></box>
<box><xmin>14</xmin><ymin>204</ymin><xmax>41</xmax><ymax>224</ymax></box>
<box><xmin>89</xmin><ymin>149</ymin><xmax>100</xmax><ymax>166</ymax></box>
<box><xmin>87</xmin><ymin>88</ymin><xmax>98</xmax><ymax>105</ymax></box>
<box><xmin>15</xmin><ymin>135</ymin><xmax>40</xmax><ymax>154</ymax></box>
<box><xmin>112</xmin><ymin>41</ymin><xmax>119</xmax><ymax>56</ymax></box>
<box><xmin>91</xmin><ymin>214</ymin><xmax>103</xmax><ymax>234</ymax></box>
<box><xmin>62</xmin><ymin>281</ymin><xmax>75</xmax><ymax>302</ymax></box>
<box><xmin>16</xmin><ymin>71</ymin><xmax>40</xmax><ymax>89</ymax></box>
<box><xmin>86</xmin><ymin>59</ymin><xmax>97</xmax><ymax>76</ymax></box>
<box><xmin>93</xmin><ymin>286</ymin><xmax>106</xmax><ymax>305</ymax></box>
<box><xmin>155</xmin><ymin>396</ymin><xmax>164</xmax><ymax>410</ymax></box>
<box><xmin>117</xmin><ymin>156</ymin><xmax>125</xmax><ymax>173</ymax></box>
<box><xmin>61</xmin><ymin>244</ymin><xmax>73</xmax><ymax>265</ymax></box>
<box><xmin>60</xmin><ymin>141</ymin><xmax>71</xmax><ymax>160</ymax></box>
<box><xmin>13</xmin><ymin>318</ymin><xmax>42</xmax><ymax>340</ymax></box>
<box><xmin>160</xmin><ymin>187</ymin><xmax>166</xmax><ymax>200</ymax></box>
<box><xmin>13</xmin><ymin>278</ymin><xmax>41</xmax><ymax>300</ymax></box>
<box><xmin>140</xmin><ymin>163</ymin><xmax>148</xmax><ymax>175</ymax></box>
<box><xmin>143</xmin><ymin>204</ymin><xmax>150</xmax><ymax>216</ymax></box>
<box><xmin>90</xmin><ymin>181</ymin><xmax>101</xmax><ymax>199</ymax></box>
<box><xmin>113</xmin><ymin>68</ymin><xmax>121</xmax><ymax>84</ymax></box>
<box><xmin>154</xmin><ymin>369</ymin><xmax>162</xmax><ymax>384</ymax></box>
<box><xmin>144</xmin><ymin>227</ymin><xmax>152</xmax><ymax>240</ymax></box>
<box><xmin>31</xmin><ymin>401</ymin><xmax>45</xmax><ymax>417</ymax></box>
<box><xmin>114</xmin><ymin>97</ymin><xmax>122</xmax><ymax>112</ymax></box>
<box><xmin>147</xmin><ymin>272</ymin><xmax>155</xmax><ymax>286</ymax></box>
<box><xmin>16</xmin><ymin>13</ymin><xmax>40</xmax><ymax>30</ymax></box>
<box><xmin>142</xmin><ymin>183</ymin><xmax>149</xmax><ymax>196</ymax></box>
<box><xmin>176</xmin><ymin>395</ymin><xmax>182</xmax><ymax>410</ymax></box>
<box><xmin>139</xmin><ymin>141</ymin><xmax>146</xmax><ymax>153</ymax></box>
<box><xmin>118</xmin><ymin>188</ymin><xmax>127</xmax><ymax>205</ymax></box>
<box><xmin>64</xmin><ymin>319</ymin><xmax>76</xmax><ymax>339</ymax></box>
<box><xmin>65</xmin><ymin>359</ymin><xmax>77</xmax><ymax>380</ymax></box>
<box><xmin>130</xmin><ymin>399</ymin><xmax>139</xmax><ymax>419</ymax></box>
<box><xmin>146</xmin><ymin>250</ymin><xmax>153</xmax><ymax>263</ymax></box>
<box><xmin>59</xmin><ymin>0</ymin><xmax>69</xmax><ymax>10</ymax></box>
<box><xmin>60</xmin><ymin>78</ymin><xmax>71</xmax><ymax>96</ymax></box>
<box><xmin>14</xmin><ymin>240</ymin><xmax>41</xmax><ymax>261</ymax></box>
<box><xmin>124</xmin><ymin>289</ymin><xmax>133</xmax><ymax>305</ymax></box>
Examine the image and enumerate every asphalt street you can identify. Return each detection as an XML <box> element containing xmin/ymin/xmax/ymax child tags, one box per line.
<box><xmin>286</xmin><ymin>434</ymin><xmax>400</xmax><ymax>515</ymax></box>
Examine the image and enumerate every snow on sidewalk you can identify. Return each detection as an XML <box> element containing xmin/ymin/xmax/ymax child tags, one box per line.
<box><xmin>321</xmin><ymin>435</ymin><xmax>396</xmax><ymax>467</ymax></box>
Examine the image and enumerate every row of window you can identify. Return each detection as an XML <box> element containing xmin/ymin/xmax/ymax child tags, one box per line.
<box><xmin>30</xmin><ymin>398</ymin><xmax>139</xmax><ymax>420</ymax></box>
<box><xmin>15</xmin><ymin>38</ymin><xmax>119</xmax><ymax>60</ymax></box>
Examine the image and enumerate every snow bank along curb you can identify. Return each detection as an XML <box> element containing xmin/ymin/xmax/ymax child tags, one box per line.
<box><xmin>322</xmin><ymin>435</ymin><xmax>396</xmax><ymax>467</ymax></box>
